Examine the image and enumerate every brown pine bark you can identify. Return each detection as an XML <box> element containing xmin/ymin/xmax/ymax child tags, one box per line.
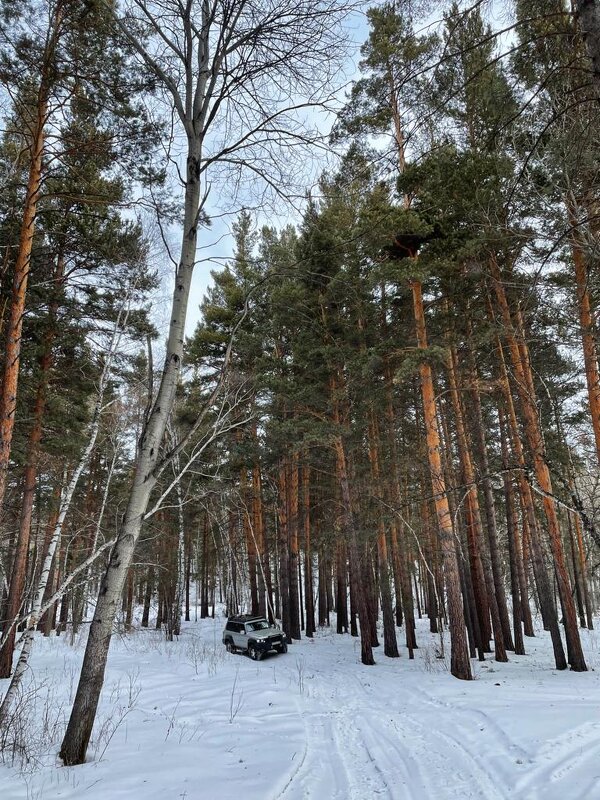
<box><xmin>411</xmin><ymin>279</ymin><xmax>471</xmax><ymax>680</ymax></box>
<box><xmin>463</xmin><ymin>321</ymin><xmax>514</xmax><ymax>651</ymax></box>
<box><xmin>446</xmin><ymin>342</ymin><xmax>497</xmax><ymax>658</ymax></box>
<box><xmin>570</xmin><ymin>210</ymin><xmax>600</xmax><ymax>460</ymax></box>
<box><xmin>251</xmin><ymin>457</ymin><xmax>270</xmax><ymax>620</ymax></box>
<box><xmin>302</xmin><ymin>463</ymin><xmax>315</xmax><ymax>637</ymax></box>
<box><xmin>499</xmin><ymin>406</ymin><xmax>526</xmax><ymax>655</ymax></box>
<box><xmin>331</xmin><ymin>373</ymin><xmax>374</xmax><ymax>665</ymax></box>
<box><xmin>277</xmin><ymin>463</ymin><xmax>291</xmax><ymax>638</ymax></box>
<box><xmin>384</xmin><ymin>364</ymin><xmax>417</xmax><ymax>652</ymax></box>
<box><xmin>490</xmin><ymin>261</ymin><xmax>586</xmax><ymax>670</ymax></box>
<box><xmin>367</xmin><ymin>412</ymin><xmax>399</xmax><ymax>657</ymax></box>
<box><xmin>0</xmin><ymin>344</ymin><xmax>53</xmax><ymax>675</ymax></box>
<box><xmin>572</xmin><ymin>509</ymin><xmax>594</xmax><ymax>629</ymax></box>
<box><xmin>240</xmin><ymin>466</ymin><xmax>259</xmax><ymax>616</ymax></box>
<box><xmin>335</xmin><ymin>539</ymin><xmax>348</xmax><ymax>634</ymax></box>
<box><xmin>0</xmin><ymin>0</ymin><xmax>65</xmax><ymax>518</ymax></box>
<box><xmin>288</xmin><ymin>453</ymin><xmax>301</xmax><ymax>640</ymax></box>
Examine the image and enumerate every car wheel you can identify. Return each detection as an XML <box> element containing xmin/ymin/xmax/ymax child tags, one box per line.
<box><xmin>279</xmin><ymin>641</ymin><xmax>288</xmax><ymax>654</ymax></box>
<box><xmin>248</xmin><ymin>644</ymin><xmax>262</xmax><ymax>661</ymax></box>
<box><xmin>225</xmin><ymin>639</ymin><xmax>234</xmax><ymax>653</ymax></box>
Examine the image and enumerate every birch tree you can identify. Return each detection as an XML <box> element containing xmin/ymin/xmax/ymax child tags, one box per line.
<box><xmin>60</xmin><ymin>0</ymin><xmax>352</xmax><ymax>766</ymax></box>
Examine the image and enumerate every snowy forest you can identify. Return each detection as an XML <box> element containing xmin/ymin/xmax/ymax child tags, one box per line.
<box><xmin>2</xmin><ymin>1</ymin><xmax>600</xmax><ymax>798</ymax></box>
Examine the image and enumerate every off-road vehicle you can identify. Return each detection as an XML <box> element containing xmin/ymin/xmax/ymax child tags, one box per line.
<box><xmin>223</xmin><ymin>615</ymin><xmax>288</xmax><ymax>660</ymax></box>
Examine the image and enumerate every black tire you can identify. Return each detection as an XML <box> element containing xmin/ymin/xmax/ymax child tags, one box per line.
<box><xmin>248</xmin><ymin>643</ymin><xmax>262</xmax><ymax>661</ymax></box>
<box><xmin>225</xmin><ymin>639</ymin><xmax>234</xmax><ymax>654</ymax></box>
<box><xmin>278</xmin><ymin>641</ymin><xmax>288</xmax><ymax>654</ymax></box>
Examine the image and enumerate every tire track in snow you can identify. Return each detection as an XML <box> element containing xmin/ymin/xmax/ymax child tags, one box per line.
<box><xmin>274</xmin><ymin>706</ymin><xmax>353</xmax><ymax>800</ymax></box>
<box><xmin>309</xmin><ymin>663</ymin><xmax>514</xmax><ymax>799</ymax></box>
<box><xmin>513</xmin><ymin>720</ymin><xmax>600</xmax><ymax>798</ymax></box>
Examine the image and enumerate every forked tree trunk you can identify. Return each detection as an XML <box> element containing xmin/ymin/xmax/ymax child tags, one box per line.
<box><xmin>411</xmin><ymin>279</ymin><xmax>471</xmax><ymax>680</ymax></box>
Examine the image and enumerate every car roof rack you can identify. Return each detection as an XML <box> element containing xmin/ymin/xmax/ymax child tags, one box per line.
<box><xmin>227</xmin><ymin>614</ymin><xmax>265</xmax><ymax>622</ymax></box>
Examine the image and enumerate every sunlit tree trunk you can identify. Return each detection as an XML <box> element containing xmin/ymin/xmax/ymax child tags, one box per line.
<box><xmin>491</xmin><ymin>276</ymin><xmax>572</xmax><ymax>669</ymax></box>
<box><xmin>411</xmin><ymin>279</ymin><xmax>471</xmax><ymax>680</ymax></box>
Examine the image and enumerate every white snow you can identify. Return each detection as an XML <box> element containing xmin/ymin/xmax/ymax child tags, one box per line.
<box><xmin>2</xmin><ymin>615</ymin><xmax>600</xmax><ymax>799</ymax></box>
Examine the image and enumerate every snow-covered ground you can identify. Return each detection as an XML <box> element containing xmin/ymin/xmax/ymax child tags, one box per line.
<box><xmin>2</xmin><ymin>614</ymin><xmax>600</xmax><ymax>800</ymax></box>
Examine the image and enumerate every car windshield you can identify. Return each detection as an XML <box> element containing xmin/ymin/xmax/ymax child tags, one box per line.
<box><xmin>247</xmin><ymin>620</ymin><xmax>270</xmax><ymax>631</ymax></box>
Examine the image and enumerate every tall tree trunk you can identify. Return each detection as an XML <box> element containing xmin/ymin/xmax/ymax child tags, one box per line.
<box><xmin>499</xmin><ymin>407</ymin><xmax>526</xmax><ymax>655</ymax></box>
<box><xmin>59</xmin><ymin>132</ymin><xmax>203</xmax><ymax>766</ymax></box>
<box><xmin>489</xmin><ymin>258</ymin><xmax>586</xmax><ymax>671</ymax></box>
<box><xmin>411</xmin><ymin>279</ymin><xmax>471</xmax><ymax>680</ymax></box>
<box><xmin>277</xmin><ymin>462</ymin><xmax>291</xmax><ymax>638</ymax></box>
<box><xmin>367</xmin><ymin>412</ymin><xmax>399</xmax><ymax>657</ymax></box>
<box><xmin>288</xmin><ymin>453</ymin><xmax>301</xmax><ymax>640</ymax></box>
<box><xmin>384</xmin><ymin>364</ymin><xmax>417</xmax><ymax>652</ymax></box>
<box><xmin>567</xmin><ymin>199</ymin><xmax>600</xmax><ymax>462</ymax></box>
<box><xmin>251</xmin><ymin>454</ymin><xmax>268</xmax><ymax>620</ymax></box>
<box><xmin>463</xmin><ymin>321</ymin><xmax>514</xmax><ymax>650</ymax></box>
<box><xmin>446</xmin><ymin>341</ymin><xmax>495</xmax><ymax>657</ymax></box>
<box><xmin>302</xmin><ymin>463</ymin><xmax>315</xmax><ymax>637</ymax></box>
<box><xmin>331</xmin><ymin>372</ymin><xmax>374</xmax><ymax>665</ymax></box>
<box><xmin>0</xmin><ymin>2</ymin><xmax>62</xmax><ymax>516</ymax></box>
<box><xmin>240</xmin><ymin>466</ymin><xmax>259</xmax><ymax>616</ymax></box>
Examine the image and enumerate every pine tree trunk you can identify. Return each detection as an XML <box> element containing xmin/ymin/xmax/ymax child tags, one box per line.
<box><xmin>446</xmin><ymin>342</ymin><xmax>496</xmax><ymax>657</ymax></box>
<box><xmin>499</xmin><ymin>407</ymin><xmax>526</xmax><ymax>655</ymax></box>
<box><xmin>331</xmin><ymin>372</ymin><xmax>374</xmax><ymax>664</ymax></box>
<box><xmin>0</xmin><ymin>5</ymin><xmax>60</xmax><ymax>517</ymax></box>
<box><xmin>384</xmin><ymin>365</ymin><xmax>417</xmax><ymax>651</ymax></box>
<box><xmin>240</xmin><ymin>467</ymin><xmax>259</xmax><ymax>616</ymax></box>
<box><xmin>277</xmin><ymin>463</ymin><xmax>291</xmax><ymax>638</ymax></box>
<box><xmin>367</xmin><ymin>412</ymin><xmax>398</xmax><ymax>657</ymax></box>
<box><xmin>288</xmin><ymin>453</ymin><xmax>301</xmax><ymax>640</ymax></box>
<box><xmin>411</xmin><ymin>279</ymin><xmax>471</xmax><ymax>680</ymax></box>
<box><xmin>463</xmin><ymin>325</ymin><xmax>514</xmax><ymax>650</ymax></box>
<box><xmin>251</xmin><ymin>455</ymin><xmax>268</xmax><ymax>620</ymax></box>
<box><xmin>489</xmin><ymin>258</ymin><xmax>586</xmax><ymax>671</ymax></box>
<box><xmin>302</xmin><ymin>463</ymin><xmax>315</xmax><ymax>637</ymax></box>
<box><xmin>572</xmin><ymin>509</ymin><xmax>594</xmax><ymax>629</ymax></box>
<box><xmin>336</xmin><ymin>540</ymin><xmax>348</xmax><ymax>634</ymax></box>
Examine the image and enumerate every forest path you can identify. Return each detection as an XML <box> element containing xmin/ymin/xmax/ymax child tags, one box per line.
<box><xmin>3</xmin><ymin>616</ymin><xmax>600</xmax><ymax>800</ymax></box>
<box><xmin>271</xmin><ymin>624</ymin><xmax>600</xmax><ymax>800</ymax></box>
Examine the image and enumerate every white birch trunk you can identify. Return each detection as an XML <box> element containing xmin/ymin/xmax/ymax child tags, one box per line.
<box><xmin>59</xmin><ymin>137</ymin><xmax>202</xmax><ymax>765</ymax></box>
<box><xmin>0</xmin><ymin>309</ymin><xmax>125</xmax><ymax>718</ymax></box>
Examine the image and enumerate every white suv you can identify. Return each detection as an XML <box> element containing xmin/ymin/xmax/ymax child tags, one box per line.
<box><xmin>223</xmin><ymin>615</ymin><xmax>288</xmax><ymax>660</ymax></box>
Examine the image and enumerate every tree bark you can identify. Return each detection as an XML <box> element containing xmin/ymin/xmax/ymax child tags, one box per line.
<box><xmin>411</xmin><ymin>279</ymin><xmax>471</xmax><ymax>680</ymax></box>
<box><xmin>488</xmin><ymin>281</ymin><xmax>569</xmax><ymax>669</ymax></box>
<box><xmin>302</xmin><ymin>463</ymin><xmax>315</xmax><ymax>637</ymax></box>
<box><xmin>59</xmin><ymin>134</ymin><xmax>203</xmax><ymax>765</ymax></box>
